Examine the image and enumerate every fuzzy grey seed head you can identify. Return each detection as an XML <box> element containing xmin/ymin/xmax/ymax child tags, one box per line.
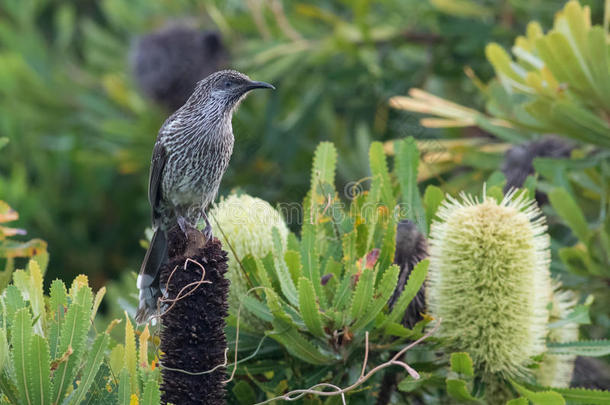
<box><xmin>131</xmin><ymin>25</ymin><xmax>226</xmax><ymax>111</ymax></box>
<box><xmin>502</xmin><ymin>136</ymin><xmax>573</xmax><ymax>192</ymax></box>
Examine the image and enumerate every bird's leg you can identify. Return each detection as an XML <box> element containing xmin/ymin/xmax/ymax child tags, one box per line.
<box><xmin>177</xmin><ymin>216</ymin><xmax>190</xmax><ymax>238</ymax></box>
<box><xmin>202</xmin><ymin>210</ymin><xmax>213</xmax><ymax>241</ymax></box>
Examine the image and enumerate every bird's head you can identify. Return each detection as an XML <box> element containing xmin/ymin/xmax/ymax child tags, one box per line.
<box><xmin>190</xmin><ymin>70</ymin><xmax>274</xmax><ymax>113</ymax></box>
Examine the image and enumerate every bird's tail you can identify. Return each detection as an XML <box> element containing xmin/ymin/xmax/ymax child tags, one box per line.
<box><xmin>136</xmin><ymin>228</ymin><xmax>168</xmax><ymax>324</ymax></box>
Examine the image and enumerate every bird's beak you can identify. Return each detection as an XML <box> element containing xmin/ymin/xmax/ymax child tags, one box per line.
<box><xmin>246</xmin><ymin>80</ymin><xmax>275</xmax><ymax>91</ymax></box>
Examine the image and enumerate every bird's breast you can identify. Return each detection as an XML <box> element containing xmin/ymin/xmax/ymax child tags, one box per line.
<box><xmin>162</xmin><ymin>130</ymin><xmax>234</xmax><ymax>208</ymax></box>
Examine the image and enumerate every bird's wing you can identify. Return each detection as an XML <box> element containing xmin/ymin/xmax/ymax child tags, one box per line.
<box><xmin>149</xmin><ymin>142</ymin><xmax>167</xmax><ymax>225</ymax></box>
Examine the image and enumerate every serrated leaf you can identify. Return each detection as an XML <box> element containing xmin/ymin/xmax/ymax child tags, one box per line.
<box><xmin>450</xmin><ymin>352</ymin><xmax>474</xmax><ymax>378</ymax></box>
<box><xmin>548</xmin><ymin>386</ymin><xmax>610</xmax><ymax>404</ymax></box>
<box><xmin>352</xmin><ymin>265</ymin><xmax>399</xmax><ymax>331</ymax></box>
<box><xmin>350</xmin><ymin>269</ymin><xmax>375</xmax><ymax>321</ymax></box>
<box><xmin>117</xmin><ymin>368</ymin><xmax>130</xmax><ymax>405</ymax></box>
<box><xmin>284</xmin><ymin>250</ymin><xmax>302</xmax><ymax>287</ymax></box>
<box><xmin>310</xmin><ymin>141</ymin><xmax>337</xmax><ymax>191</ymax></box>
<box><xmin>446</xmin><ymin>379</ymin><xmax>479</xmax><ymax>402</ymax></box>
<box><xmin>69</xmin><ymin>333</ymin><xmax>110</xmax><ymax>405</ymax></box>
<box><xmin>300</xmin><ymin>225</ymin><xmax>320</xmax><ymax>284</ymax></box>
<box><xmin>12</xmin><ymin>308</ymin><xmax>33</xmax><ymax>405</ymax></box>
<box><xmin>139</xmin><ymin>325</ymin><xmax>150</xmax><ymax>371</ymax></box>
<box><xmin>140</xmin><ymin>379</ymin><xmax>160</xmax><ymax>405</ymax></box>
<box><xmin>91</xmin><ymin>287</ymin><xmax>106</xmax><ymax>322</ymax></box>
<box><xmin>548</xmin><ymin>188</ymin><xmax>590</xmax><ymax>243</ymax></box>
<box><xmin>546</xmin><ymin>340</ymin><xmax>610</xmax><ymax>357</ymax></box>
<box><xmin>51</xmin><ymin>284</ymin><xmax>93</xmax><ymax>405</ymax></box>
<box><xmin>27</xmin><ymin>259</ymin><xmax>46</xmax><ymax>336</ymax></box>
<box><xmin>108</xmin><ymin>344</ymin><xmax>125</xmax><ymax>377</ymax></box>
<box><xmin>28</xmin><ymin>334</ymin><xmax>50</xmax><ymax>405</ymax></box>
<box><xmin>395</xmin><ymin>137</ymin><xmax>425</xmax><ymax>228</ymax></box>
<box><xmin>424</xmin><ymin>185</ymin><xmax>444</xmax><ymax>233</ymax></box>
<box><xmin>511</xmin><ymin>380</ymin><xmax>565</xmax><ymax>405</ymax></box>
<box><xmin>331</xmin><ymin>270</ymin><xmax>353</xmax><ymax>312</ymax></box>
<box><xmin>269</xmin><ymin>320</ymin><xmax>334</xmax><ymax>365</ymax></box>
<box><xmin>298</xmin><ymin>278</ymin><xmax>325</xmax><ymax>338</ymax></box>
<box><xmin>507</xmin><ymin>398</ymin><xmax>528</xmax><ymax>405</ymax></box>
<box><xmin>242</xmin><ymin>295</ymin><xmax>273</xmax><ymax>322</ymax></box>
<box><xmin>123</xmin><ymin>313</ymin><xmax>138</xmax><ymax>396</ymax></box>
<box><xmin>388</xmin><ymin>259</ymin><xmax>428</xmax><ymax>324</ymax></box>
<box><xmin>3</xmin><ymin>285</ymin><xmax>25</xmax><ymax>327</ymax></box>
<box><xmin>0</xmin><ymin>329</ymin><xmax>7</xmax><ymax>371</ymax></box>
<box><xmin>369</xmin><ymin>141</ymin><xmax>395</xmax><ymax>210</ymax></box>
<box><xmin>48</xmin><ymin>280</ymin><xmax>67</xmax><ymax>359</ymax></box>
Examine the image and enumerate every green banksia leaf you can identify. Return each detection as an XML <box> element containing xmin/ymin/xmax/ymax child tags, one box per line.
<box><xmin>12</xmin><ymin>308</ymin><xmax>33</xmax><ymax>405</ymax></box>
<box><xmin>51</xmin><ymin>283</ymin><xmax>93</xmax><ymax>404</ymax></box>
<box><xmin>117</xmin><ymin>368</ymin><xmax>130</xmax><ymax>405</ymax></box>
<box><xmin>48</xmin><ymin>279</ymin><xmax>67</xmax><ymax>359</ymax></box>
<box><xmin>427</xmin><ymin>190</ymin><xmax>552</xmax><ymax>378</ymax></box>
<box><xmin>369</xmin><ymin>141</ymin><xmax>395</xmax><ymax>211</ymax></box>
<box><xmin>123</xmin><ymin>312</ymin><xmax>138</xmax><ymax>396</ymax></box>
<box><xmin>352</xmin><ymin>264</ymin><xmax>399</xmax><ymax>331</ymax></box>
<box><xmin>310</xmin><ymin>141</ymin><xmax>337</xmax><ymax>194</ymax></box>
<box><xmin>68</xmin><ymin>332</ymin><xmax>110</xmax><ymax>405</ymax></box>
<box><xmin>395</xmin><ymin>137</ymin><xmax>425</xmax><ymax>227</ymax></box>
<box><xmin>350</xmin><ymin>268</ymin><xmax>375</xmax><ymax>322</ymax></box>
<box><xmin>28</xmin><ymin>334</ymin><xmax>50</xmax><ymax>405</ymax></box>
<box><xmin>141</xmin><ymin>379</ymin><xmax>161</xmax><ymax>405</ymax></box>
<box><xmin>298</xmin><ymin>277</ymin><xmax>325</xmax><ymax>338</ymax></box>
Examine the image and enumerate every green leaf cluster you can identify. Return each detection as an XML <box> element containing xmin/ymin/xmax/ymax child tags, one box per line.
<box><xmin>0</xmin><ymin>257</ymin><xmax>160</xmax><ymax>405</ymax></box>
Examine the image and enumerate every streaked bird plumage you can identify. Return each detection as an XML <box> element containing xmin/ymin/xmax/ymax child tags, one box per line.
<box><xmin>136</xmin><ymin>70</ymin><xmax>274</xmax><ymax>324</ymax></box>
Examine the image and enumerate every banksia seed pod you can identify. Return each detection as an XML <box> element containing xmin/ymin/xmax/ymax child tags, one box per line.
<box><xmin>160</xmin><ymin>228</ymin><xmax>229</xmax><ymax>405</ymax></box>
<box><xmin>536</xmin><ymin>283</ymin><xmax>579</xmax><ymax>387</ymax></box>
<box><xmin>131</xmin><ymin>25</ymin><xmax>226</xmax><ymax>111</ymax></box>
<box><xmin>209</xmin><ymin>194</ymin><xmax>289</xmax><ymax>328</ymax></box>
<box><xmin>427</xmin><ymin>190</ymin><xmax>552</xmax><ymax>378</ymax></box>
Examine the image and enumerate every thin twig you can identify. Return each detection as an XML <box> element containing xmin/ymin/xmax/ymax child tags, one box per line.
<box><xmin>254</xmin><ymin>320</ymin><xmax>440</xmax><ymax>404</ymax></box>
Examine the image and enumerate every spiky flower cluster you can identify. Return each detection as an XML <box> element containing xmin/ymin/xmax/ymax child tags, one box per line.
<box><xmin>536</xmin><ymin>283</ymin><xmax>579</xmax><ymax>387</ymax></box>
<box><xmin>427</xmin><ymin>190</ymin><xmax>552</xmax><ymax>378</ymax></box>
<box><xmin>209</xmin><ymin>193</ymin><xmax>289</xmax><ymax>324</ymax></box>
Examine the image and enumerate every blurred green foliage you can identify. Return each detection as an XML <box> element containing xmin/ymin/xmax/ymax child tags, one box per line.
<box><xmin>1</xmin><ymin>0</ymin><xmax>603</xmax><ymax>286</ymax></box>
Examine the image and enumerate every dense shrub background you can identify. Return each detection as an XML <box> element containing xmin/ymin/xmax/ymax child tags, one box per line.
<box><xmin>1</xmin><ymin>0</ymin><xmax>604</xmax><ymax>285</ymax></box>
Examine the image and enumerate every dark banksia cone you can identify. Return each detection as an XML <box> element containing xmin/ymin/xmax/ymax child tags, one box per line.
<box><xmin>502</xmin><ymin>136</ymin><xmax>573</xmax><ymax>203</ymax></box>
<box><xmin>377</xmin><ymin>220</ymin><xmax>428</xmax><ymax>405</ymax></box>
<box><xmin>160</xmin><ymin>228</ymin><xmax>229</xmax><ymax>405</ymax></box>
<box><xmin>388</xmin><ymin>220</ymin><xmax>428</xmax><ymax>328</ymax></box>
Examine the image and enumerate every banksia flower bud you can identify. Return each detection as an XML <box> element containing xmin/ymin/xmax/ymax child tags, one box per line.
<box><xmin>209</xmin><ymin>194</ymin><xmax>289</xmax><ymax>327</ymax></box>
<box><xmin>536</xmin><ymin>283</ymin><xmax>579</xmax><ymax>387</ymax></box>
<box><xmin>427</xmin><ymin>190</ymin><xmax>552</xmax><ymax>379</ymax></box>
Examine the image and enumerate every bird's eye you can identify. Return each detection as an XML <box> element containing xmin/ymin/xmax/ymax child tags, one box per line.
<box><xmin>224</xmin><ymin>80</ymin><xmax>232</xmax><ymax>88</ymax></box>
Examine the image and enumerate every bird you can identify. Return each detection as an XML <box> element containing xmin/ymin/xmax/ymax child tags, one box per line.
<box><xmin>136</xmin><ymin>70</ymin><xmax>274</xmax><ymax>324</ymax></box>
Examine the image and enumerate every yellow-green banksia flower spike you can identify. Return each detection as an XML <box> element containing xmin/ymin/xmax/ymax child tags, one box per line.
<box><xmin>209</xmin><ymin>193</ymin><xmax>289</xmax><ymax>322</ymax></box>
<box><xmin>536</xmin><ymin>282</ymin><xmax>579</xmax><ymax>387</ymax></box>
<box><xmin>427</xmin><ymin>189</ymin><xmax>552</xmax><ymax>379</ymax></box>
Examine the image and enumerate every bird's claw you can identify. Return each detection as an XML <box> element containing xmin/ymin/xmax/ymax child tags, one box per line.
<box><xmin>203</xmin><ymin>224</ymin><xmax>213</xmax><ymax>242</ymax></box>
<box><xmin>177</xmin><ymin>216</ymin><xmax>190</xmax><ymax>238</ymax></box>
